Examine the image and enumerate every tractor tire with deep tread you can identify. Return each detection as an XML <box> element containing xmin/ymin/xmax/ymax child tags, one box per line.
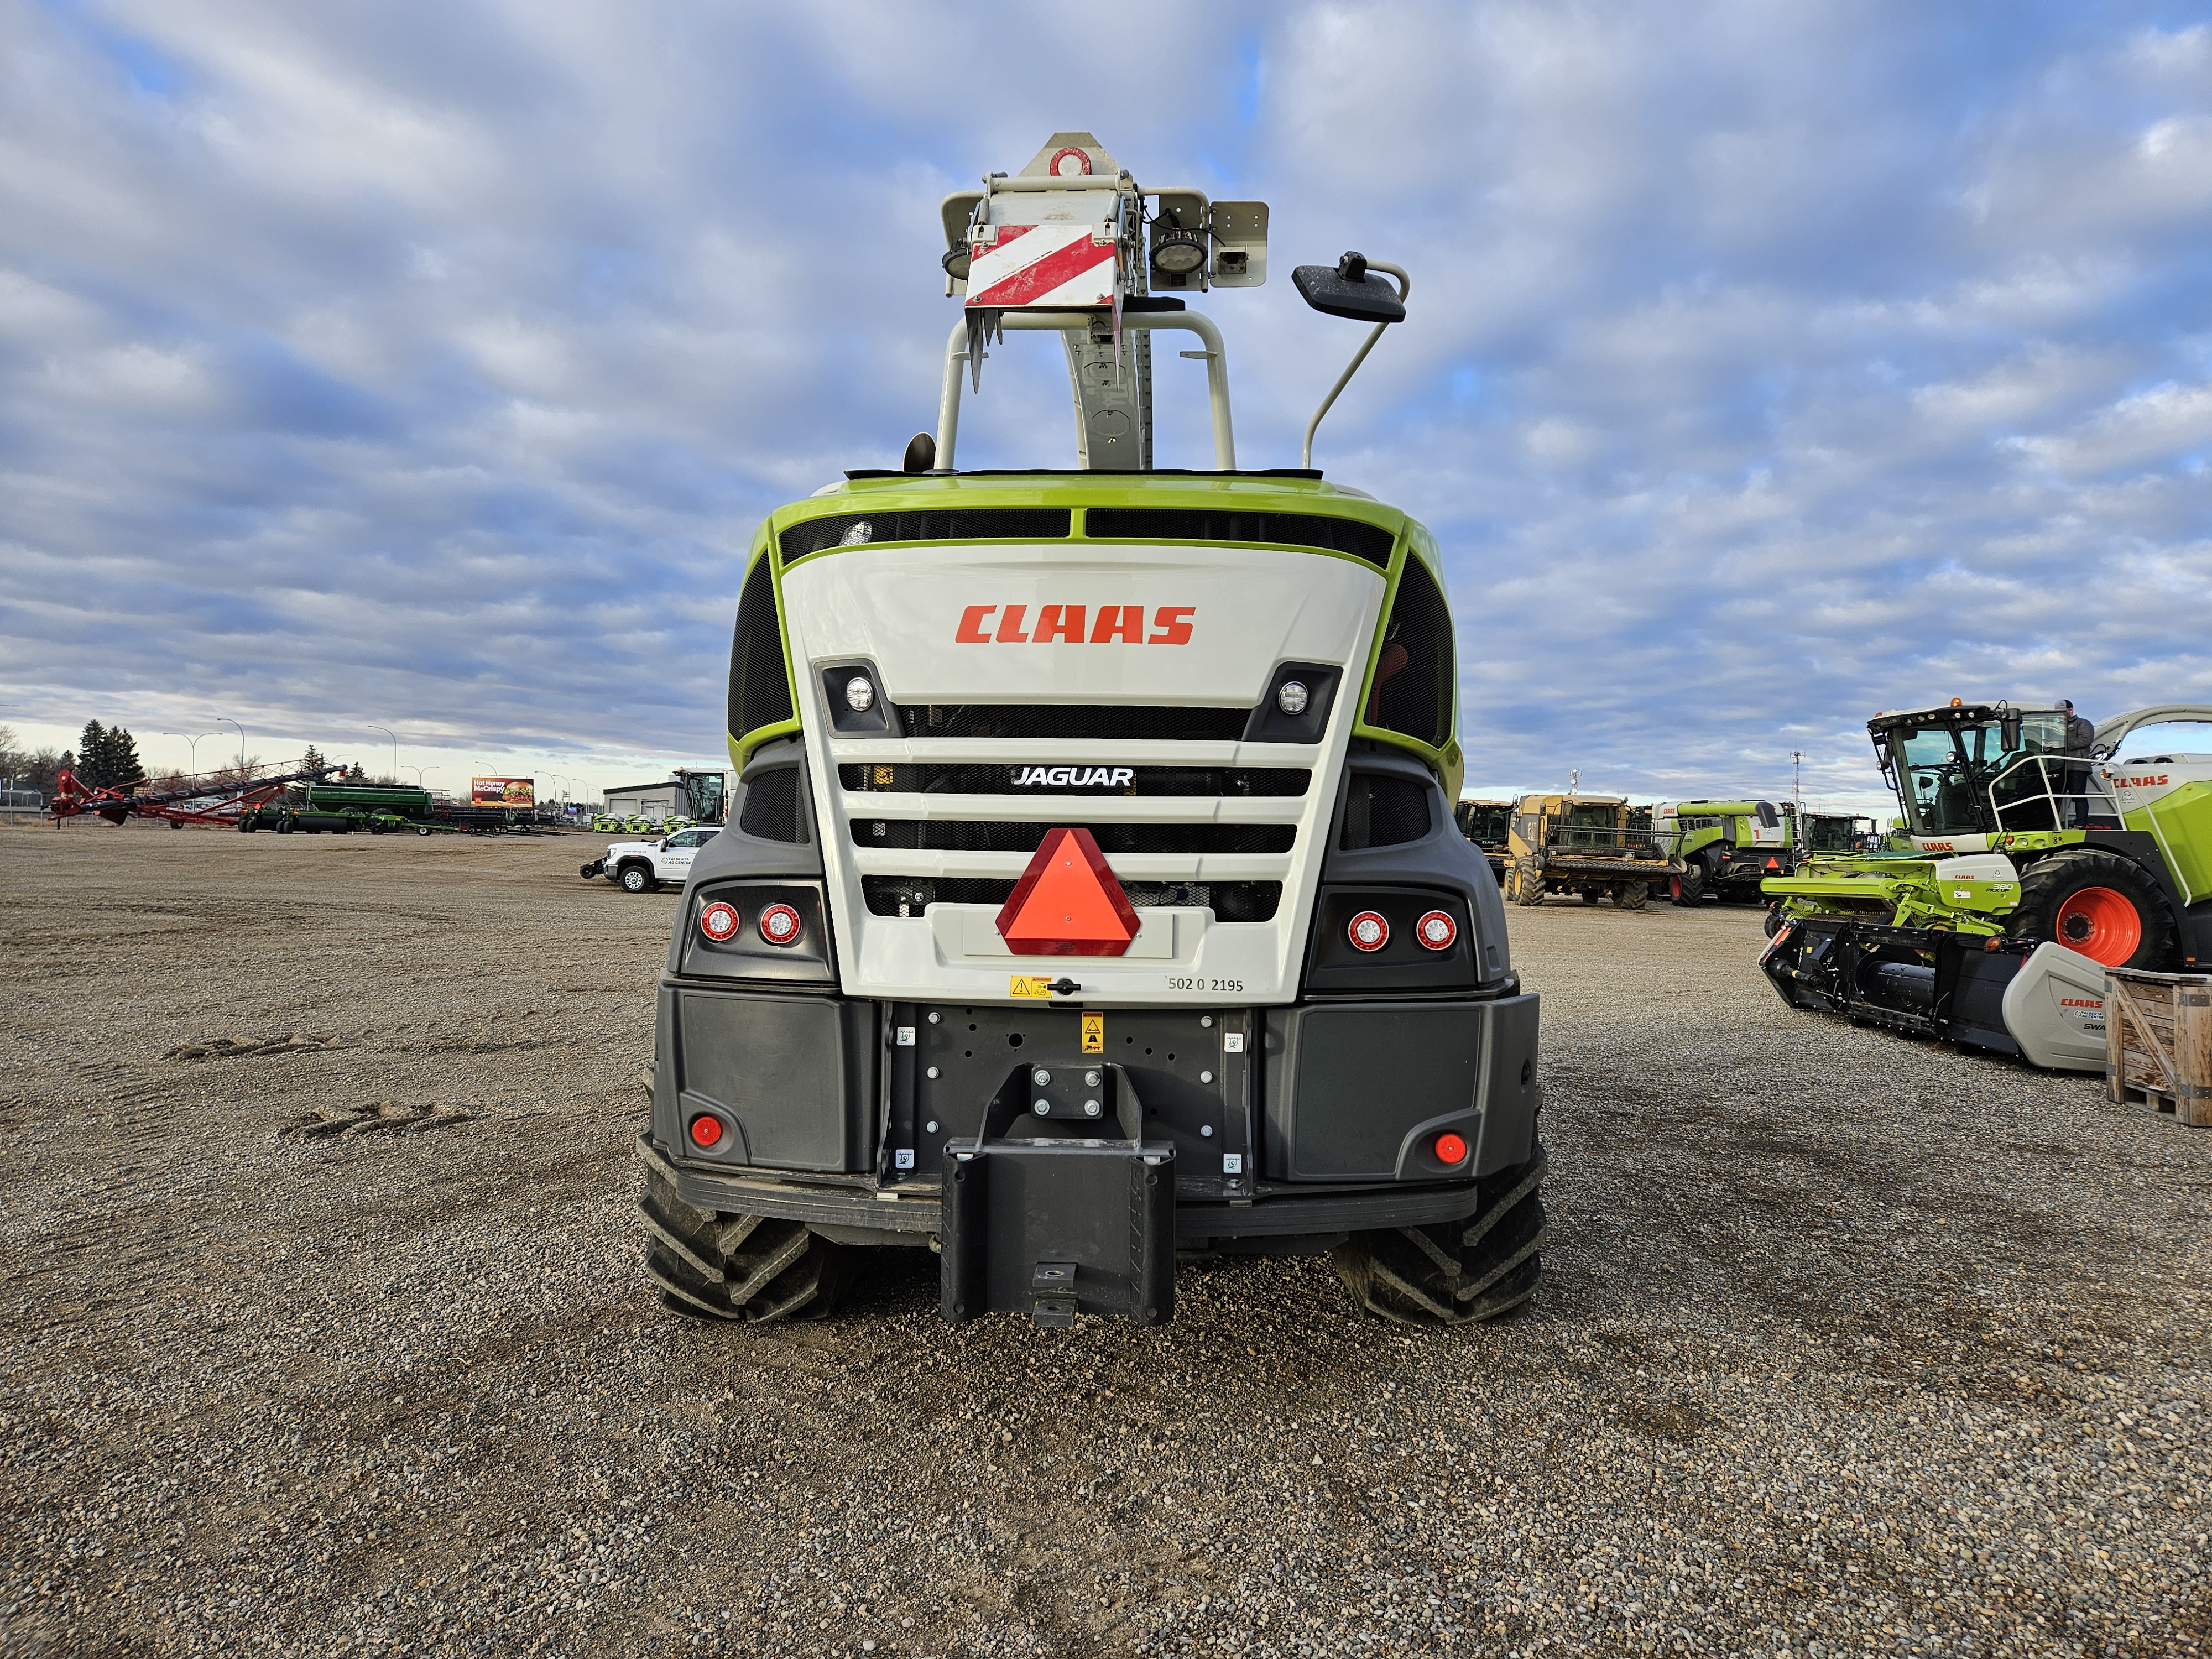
<box><xmin>1673</xmin><ymin>864</ymin><xmax>1705</xmax><ymax>906</ymax></box>
<box><xmin>1615</xmin><ymin>882</ymin><xmax>1649</xmax><ymax>911</ymax></box>
<box><xmin>1509</xmin><ymin>859</ymin><xmax>1547</xmax><ymax>907</ymax></box>
<box><xmin>638</xmin><ymin>1160</ymin><xmax>852</xmax><ymax>1323</ymax></box>
<box><xmin>2012</xmin><ymin>848</ymin><xmax>2177</xmax><ymax>971</ymax></box>
<box><xmin>1332</xmin><ymin>1144</ymin><xmax>1548</xmax><ymax>1326</ymax></box>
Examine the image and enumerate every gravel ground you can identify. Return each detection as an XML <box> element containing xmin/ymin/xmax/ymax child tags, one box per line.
<box><xmin>2</xmin><ymin>820</ymin><xmax>2208</xmax><ymax>1658</ymax></box>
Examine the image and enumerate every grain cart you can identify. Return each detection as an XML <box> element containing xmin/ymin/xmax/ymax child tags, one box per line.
<box><xmin>1651</xmin><ymin>799</ymin><xmax>1795</xmax><ymax>905</ymax></box>
<box><xmin>1761</xmin><ymin>700</ymin><xmax>2212</xmax><ymax>1070</ymax></box>
<box><xmin>1500</xmin><ymin>792</ymin><xmax>1685</xmax><ymax>909</ymax></box>
<box><xmin>634</xmin><ymin>133</ymin><xmax>1545</xmax><ymax>1330</ymax></box>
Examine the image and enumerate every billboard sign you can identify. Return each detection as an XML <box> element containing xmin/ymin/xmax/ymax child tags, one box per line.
<box><xmin>472</xmin><ymin>776</ymin><xmax>535</xmax><ymax>808</ymax></box>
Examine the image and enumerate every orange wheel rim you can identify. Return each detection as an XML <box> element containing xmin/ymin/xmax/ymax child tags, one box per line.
<box><xmin>2054</xmin><ymin>886</ymin><xmax>2141</xmax><ymax>966</ymax></box>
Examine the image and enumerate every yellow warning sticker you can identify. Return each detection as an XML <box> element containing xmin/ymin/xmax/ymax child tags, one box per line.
<box><xmin>1010</xmin><ymin>975</ymin><xmax>1053</xmax><ymax>999</ymax></box>
<box><xmin>1081</xmin><ymin>1013</ymin><xmax>1104</xmax><ymax>1053</ymax></box>
<box><xmin>872</xmin><ymin>764</ymin><xmax>896</xmax><ymax>787</ymax></box>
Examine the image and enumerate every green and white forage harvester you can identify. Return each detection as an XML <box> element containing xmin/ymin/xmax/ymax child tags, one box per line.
<box><xmin>634</xmin><ymin>133</ymin><xmax>1547</xmax><ymax>1329</ymax></box>
<box><xmin>1760</xmin><ymin>700</ymin><xmax>2212</xmax><ymax>1070</ymax></box>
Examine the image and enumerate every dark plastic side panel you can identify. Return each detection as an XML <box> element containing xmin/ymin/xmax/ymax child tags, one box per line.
<box><xmin>1317</xmin><ymin>747</ymin><xmax>1512</xmax><ymax>988</ymax></box>
<box><xmin>667</xmin><ymin>988</ymin><xmax>874</xmax><ymax>1172</ymax></box>
<box><xmin>1474</xmin><ymin>993</ymin><xmax>1541</xmax><ymax>1175</ymax></box>
<box><xmin>1260</xmin><ymin>995</ymin><xmax>1540</xmax><ymax>1182</ymax></box>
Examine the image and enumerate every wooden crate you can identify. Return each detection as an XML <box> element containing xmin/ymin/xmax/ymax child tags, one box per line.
<box><xmin>2105</xmin><ymin>967</ymin><xmax>2212</xmax><ymax>1126</ymax></box>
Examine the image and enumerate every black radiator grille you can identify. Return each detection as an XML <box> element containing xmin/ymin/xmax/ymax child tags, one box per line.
<box><xmin>1368</xmin><ymin>556</ymin><xmax>1455</xmax><ymax>749</ymax></box>
<box><xmin>862</xmin><ymin>877</ymin><xmax>1281</xmax><ymax>922</ymax></box>
<box><xmin>837</xmin><ymin>763</ymin><xmax>1310</xmax><ymax>797</ymax></box>
<box><xmin>779</xmin><ymin>508</ymin><xmax>1071</xmax><ymax>560</ymax></box>
<box><xmin>898</xmin><ymin>705</ymin><xmax>1251</xmax><ymax>742</ymax></box>
<box><xmin>738</xmin><ymin>768</ymin><xmax>806</xmax><ymax>843</ymax></box>
<box><xmin>1083</xmin><ymin>508</ymin><xmax>1395</xmax><ymax>567</ymax></box>
<box><xmin>727</xmin><ymin>557</ymin><xmax>793</xmax><ymax>740</ymax></box>
<box><xmin>849</xmin><ymin>820</ymin><xmax>1293</xmax><ymax>855</ymax></box>
<box><xmin>1339</xmin><ymin>773</ymin><xmax>1432</xmax><ymax>850</ymax></box>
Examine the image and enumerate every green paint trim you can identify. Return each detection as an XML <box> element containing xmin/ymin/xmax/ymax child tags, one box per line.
<box><xmin>1348</xmin><ymin>530</ymin><xmax>1460</xmax><ymax>795</ymax></box>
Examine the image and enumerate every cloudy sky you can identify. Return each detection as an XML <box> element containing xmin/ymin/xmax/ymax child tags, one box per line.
<box><xmin>2</xmin><ymin>1</ymin><xmax>2208</xmax><ymax>805</ymax></box>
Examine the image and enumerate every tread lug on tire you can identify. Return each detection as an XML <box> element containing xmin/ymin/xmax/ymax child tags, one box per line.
<box><xmin>1332</xmin><ymin>1142</ymin><xmax>1548</xmax><ymax>1327</ymax></box>
<box><xmin>638</xmin><ymin>1162</ymin><xmax>851</xmax><ymax>1324</ymax></box>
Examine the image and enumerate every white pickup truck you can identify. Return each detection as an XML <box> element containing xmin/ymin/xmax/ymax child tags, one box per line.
<box><xmin>581</xmin><ymin>826</ymin><xmax>721</xmax><ymax>894</ymax></box>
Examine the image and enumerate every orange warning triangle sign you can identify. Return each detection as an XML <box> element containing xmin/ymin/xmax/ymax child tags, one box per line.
<box><xmin>996</xmin><ymin>827</ymin><xmax>1142</xmax><ymax>957</ymax></box>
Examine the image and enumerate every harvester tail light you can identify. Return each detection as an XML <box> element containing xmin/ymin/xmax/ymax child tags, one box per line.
<box><xmin>758</xmin><ymin>903</ymin><xmax>804</xmax><ymax>946</ymax></box>
<box><xmin>1433</xmin><ymin>1131</ymin><xmax>1469</xmax><ymax>1165</ymax></box>
<box><xmin>1348</xmin><ymin>910</ymin><xmax>1389</xmax><ymax>952</ymax></box>
<box><xmin>700</xmin><ymin>901</ymin><xmax>740</xmax><ymax>942</ymax></box>
<box><xmin>688</xmin><ymin>1114</ymin><xmax>723</xmax><ymax>1150</ymax></box>
<box><xmin>1415</xmin><ymin>910</ymin><xmax>1456</xmax><ymax>951</ymax></box>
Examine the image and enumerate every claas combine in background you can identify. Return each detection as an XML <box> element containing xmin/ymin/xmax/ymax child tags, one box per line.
<box><xmin>1651</xmin><ymin>800</ymin><xmax>1883</xmax><ymax>906</ymax></box>
<box><xmin>633</xmin><ymin>133</ymin><xmax>1546</xmax><ymax>1331</ymax></box>
<box><xmin>1761</xmin><ymin>701</ymin><xmax>2212</xmax><ymax>1070</ymax></box>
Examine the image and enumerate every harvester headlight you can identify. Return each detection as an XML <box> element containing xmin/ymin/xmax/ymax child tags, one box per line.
<box><xmin>844</xmin><ymin>675</ymin><xmax>876</xmax><ymax>714</ymax></box>
<box><xmin>1276</xmin><ymin>680</ymin><xmax>1310</xmax><ymax>717</ymax></box>
<box><xmin>941</xmin><ymin>246</ymin><xmax>972</xmax><ymax>281</ymax></box>
<box><xmin>839</xmin><ymin>521</ymin><xmax>874</xmax><ymax>546</ymax></box>
<box><xmin>1150</xmin><ymin>231</ymin><xmax>1208</xmax><ymax>276</ymax></box>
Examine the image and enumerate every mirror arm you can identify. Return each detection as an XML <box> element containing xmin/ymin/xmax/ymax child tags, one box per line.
<box><xmin>1301</xmin><ymin>261</ymin><xmax>1409</xmax><ymax>471</ymax></box>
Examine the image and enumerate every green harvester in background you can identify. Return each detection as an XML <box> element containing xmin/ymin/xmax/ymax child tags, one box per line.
<box><xmin>1760</xmin><ymin>701</ymin><xmax>2212</xmax><ymax>1070</ymax></box>
<box><xmin>1653</xmin><ymin>799</ymin><xmax>1884</xmax><ymax>906</ymax></box>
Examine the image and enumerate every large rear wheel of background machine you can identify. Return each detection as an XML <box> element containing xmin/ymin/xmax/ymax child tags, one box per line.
<box><xmin>1333</xmin><ymin>1144</ymin><xmax>1548</xmax><ymax>1326</ymax></box>
<box><xmin>2013</xmin><ymin>849</ymin><xmax>2176</xmax><ymax>970</ymax></box>
<box><xmin>1672</xmin><ymin>864</ymin><xmax>1705</xmax><ymax>907</ymax></box>
<box><xmin>638</xmin><ymin>1161</ymin><xmax>852</xmax><ymax>1324</ymax></box>
<box><xmin>1614</xmin><ymin>881</ymin><xmax>1648</xmax><ymax>911</ymax></box>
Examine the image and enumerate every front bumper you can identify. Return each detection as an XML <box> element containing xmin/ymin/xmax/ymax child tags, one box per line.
<box><xmin>639</xmin><ymin>1129</ymin><xmax>1499</xmax><ymax>1247</ymax></box>
<box><xmin>644</xmin><ymin>979</ymin><xmax>1541</xmax><ymax>1248</ymax></box>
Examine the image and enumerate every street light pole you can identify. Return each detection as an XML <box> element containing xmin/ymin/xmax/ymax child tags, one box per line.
<box><xmin>219</xmin><ymin>718</ymin><xmax>245</xmax><ymax>770</ymax></box>
<box><xmin>367</xmin><ymin>725</ymin><xmax>398</xmax><ymax>784</ymax></box>
<box><xmin>163</xmin><ymin>731</ymin><xmax>213</xmax><ymax>775</ymax></box>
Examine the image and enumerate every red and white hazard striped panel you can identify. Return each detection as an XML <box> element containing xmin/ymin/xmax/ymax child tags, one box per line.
<box><xmin>964</xmin><ymin>223</ymin><xmax>1117</xmax><ymax>310</ymax></box>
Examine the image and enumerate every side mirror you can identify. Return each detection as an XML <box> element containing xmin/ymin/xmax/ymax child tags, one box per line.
<box><xmin>2000</xmin><ymin>711</ymin><xmax>2022</xmax><ymax>752</ymax></box>
<box><xmin>1292</xmin><ymin>252</ymin><xmax>1406</xmax><ymax>324</ymax></box>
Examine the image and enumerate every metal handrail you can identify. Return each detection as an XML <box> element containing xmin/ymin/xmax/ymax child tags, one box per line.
<box><xmin>935</xmin><ymin>310</ymin><xmax>1234</xmax><ymax>472</ymax></box>
<box><xmin>1987</xmin><ymin>754</ymin><xmax>2115</xmax><ymax>833</ymax></box>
